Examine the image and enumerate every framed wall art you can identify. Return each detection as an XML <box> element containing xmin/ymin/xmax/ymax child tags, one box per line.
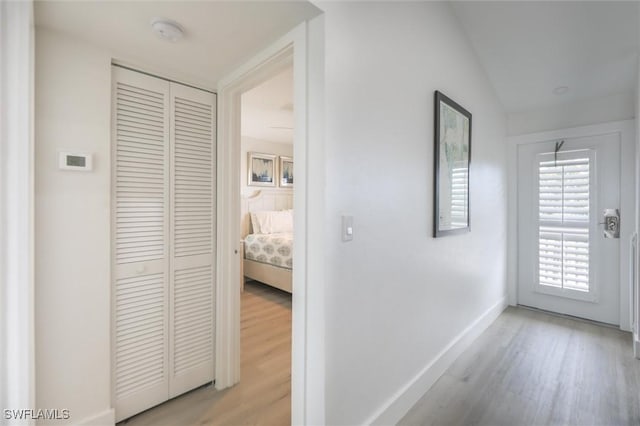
<box><xmin>279</xmin><ymin>156</ymin><xmax>293</xmax><ymax>187</ymax></box>
<box><xmin>248</xmin><ymin>152</ymin><xmax>277</xmax><ymax>187</ymax></box>
<box><xmin>434</xmin><ymin>90</ymin><xmax>471</xmax><ymax>237</ymax></box>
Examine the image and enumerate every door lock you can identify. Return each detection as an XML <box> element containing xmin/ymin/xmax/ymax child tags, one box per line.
<box><xmin>601</xmin><ymin>209</ymin><xmax>620</xmax><ymax>239</ymax></box>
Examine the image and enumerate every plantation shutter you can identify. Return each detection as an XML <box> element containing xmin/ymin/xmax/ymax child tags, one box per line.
<box><xmin>112</xmin><ymin>67</ymin><xmax>170</xmax><ymax>420</ymax></box>
<box><xmin>169</xmin><ymin>82</ymin><xmax>216</xmax><ymax>397</ymax></box>
<box><xmin>537</xmin><ymin>154</ymin><xmax>592</xmax><ymax>292</ymax></box>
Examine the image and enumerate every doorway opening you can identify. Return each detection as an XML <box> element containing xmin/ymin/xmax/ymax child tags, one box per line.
<box><xmin>237</xmin><ymin>64</ymin><xmax>295</xmax><ymax>423</ymax></box>
<box><xmin>215</xmin><ymin>21</ymin><xmax>323</xmax><ymax>424</ymax></box>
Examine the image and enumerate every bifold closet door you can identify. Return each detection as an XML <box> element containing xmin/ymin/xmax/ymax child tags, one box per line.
<box><xmin>168</xmin><ymin>82</ymin><xmax>216</xmax><ymax>397</ymax></box>
<box><xmin>112</xmin><ymin>67</ymin><xmax>170</xmax><ymax>421</ymax></box>
<box><xmin>112</xmin><ymin>66</ymin><xmax>216</xmax><ymax>421</ymax></box>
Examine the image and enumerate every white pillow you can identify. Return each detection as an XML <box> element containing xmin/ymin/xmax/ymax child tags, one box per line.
<box><xmin>250</xmin><ymin>212</ymin><xmax>262</xmax><ymax>234</ymax></box>
<box><xmin>251</xmin><ymin>209</ymin><xmax>293</xmax><ymax>234</ymax></box>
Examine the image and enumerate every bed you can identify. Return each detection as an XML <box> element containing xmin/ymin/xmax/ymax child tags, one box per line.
<box><xmin>241</xmin><ymin>190</ymin><xmax>293</xmax><ymax>293</ymax></box>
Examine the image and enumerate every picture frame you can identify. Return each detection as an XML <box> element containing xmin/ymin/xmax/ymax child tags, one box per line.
<box><xmin>248</xmin><ymin>152</ymin><xmax>277</xmax><ymax>187</ymax></box>
<box><xmin>434</xmin><ymin>91</ymin><xmax>471</xmax><ymax>237</ymax></box>
<box><xmin>279</xmin><ymin>156</ymin><xmax>293</xmax><ymax>187</ymax></box>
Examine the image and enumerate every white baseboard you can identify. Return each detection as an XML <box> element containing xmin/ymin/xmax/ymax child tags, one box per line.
<box><xmin>366</xmin><ymin>296</ymin><xmax>508</xmax><ymax>426</ymax></box>
<box><xmin>76</xmin><ymin>408</ymin><xmax>115</xmax><ymax>426</ymax></box>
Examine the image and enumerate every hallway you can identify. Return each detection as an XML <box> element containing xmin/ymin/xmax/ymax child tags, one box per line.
<box><xmin>400</xmin><ymin>307</ymin><xmax>640</xmax><ymax>426</ymax></box>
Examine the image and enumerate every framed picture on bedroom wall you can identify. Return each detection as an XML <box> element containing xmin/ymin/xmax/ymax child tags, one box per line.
<box><xmin>279</xmin><ymin>156</ymin><xmax>293</xmax><ymax>187</ymax></box>
<box><xmin>434</xmin><ymin>90</ymin><xmax>471</xmax><ymax>238</ymax></box>
<box><xmin>248</xmin><ymin>152</ymin><xmax>277</xmax><ymax>187</ymax></box>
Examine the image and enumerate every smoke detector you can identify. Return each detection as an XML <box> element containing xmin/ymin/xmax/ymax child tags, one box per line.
<box><xmin>151</xmin><ymin>18</ymin><xmax>184</xmax><ymax>42</ymax></box>
<box><xmin>553</xmin><ymin>86</ymin><xmax>569</xmax><ymax>95</ymax></box>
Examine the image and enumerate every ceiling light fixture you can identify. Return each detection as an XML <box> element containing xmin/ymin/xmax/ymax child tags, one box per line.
<box><xmin>151</xmin><ymin>18</ymin><xmax>184</xmax><ymax>42</ymax></box>
<box><xmin>553</xmin><ymin>86</ymin><xmax>569</xmax><ymax>95</ymax></box>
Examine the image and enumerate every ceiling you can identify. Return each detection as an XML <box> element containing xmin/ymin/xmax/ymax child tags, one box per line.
<box><xmin>35</xmin><ymin>1</ymin><xmax>639</xmax><ymax>116</ymax></box>
<box><xmin>241</xmin><ymin>66</ymin><xmax>293</xmax><ymax>144</ymax></box>
<box><xmin>450</xmin><ymin>1</ymin><xmax>639</xmax><ymax>113</ymax></box>
<box><xmin>34</xmin><ymin>0</ymin><xmax>321</xmax><ymax>90</ymax></box>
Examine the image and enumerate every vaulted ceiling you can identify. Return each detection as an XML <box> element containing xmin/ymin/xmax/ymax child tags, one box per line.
<box><xmin>36</xmin><ymin>1</ymin><xmax>639</xmax><ymax>116</ymax></box>
<box><xmin>451</xmin><ymin>1</ymin><xmax>639</xmax><ymax>113</ymax></box>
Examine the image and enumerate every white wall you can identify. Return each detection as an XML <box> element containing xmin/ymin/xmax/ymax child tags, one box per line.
<box><xmin>35</xmin><ymin>28</ymin><xmax>114</xmax><ymax>425</ymax></box>
<box><xmin>240</xmin><ymin>135</ymin><xmax>292</xmax><ymax>197</ymax></box>
<box><xmin>319</xmin><ymin>2</ymin><xmax>508</xmax><ymax>424</ymax></box>
<box><xmin>508</xmin><ymin>92</ymin><xmax>634</xmax><ymax>136</ymax></box>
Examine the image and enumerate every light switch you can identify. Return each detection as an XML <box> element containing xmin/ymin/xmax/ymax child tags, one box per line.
<box><xmin>342</xmin><ymin>215</ymin><xmax>354</xmax><ymax>242</ymax></box>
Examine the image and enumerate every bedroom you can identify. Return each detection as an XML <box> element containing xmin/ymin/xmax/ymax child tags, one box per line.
<box><xmin>240</xmin><ymin>65</ymin><xmax>295</xmax><ymax>294</ymax></box>
<box><xmin>240</xmin><ymin>65</ymin><xmax>295</xmax><ymax>422</ymax></box>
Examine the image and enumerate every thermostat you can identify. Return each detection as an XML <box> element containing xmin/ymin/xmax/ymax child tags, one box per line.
<box><xmin>59</xmin><ymin>152</ymin><xmax>92</xmax><ymax>171</ymax></box>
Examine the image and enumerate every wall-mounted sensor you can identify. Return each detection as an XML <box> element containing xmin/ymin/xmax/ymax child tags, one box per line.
<box><xmin>59</xmin><ymin>152</ymin><xmax>93</xmax><ymax>171</ymax></box>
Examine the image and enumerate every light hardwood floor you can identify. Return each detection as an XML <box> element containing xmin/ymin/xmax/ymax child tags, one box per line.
<box><xmin>119</xmin><ymin>281</ymin><xmax>291</xmax><ymax>426</ymax></box>
<box><xmin>400</xmin><ymin>306</ymin><xmax>640</xmax><ymax>426</ymax></box>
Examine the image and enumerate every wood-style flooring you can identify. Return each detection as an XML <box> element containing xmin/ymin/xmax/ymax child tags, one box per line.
<box><xmin>399</xmin><ymin>306</ymin><xmax>640</xmax><ymax>426</ymax></box>
<box><xmin>119</xmin><ymin>281</ymin><xmax>291</xmax><ymax>426</ymax></box>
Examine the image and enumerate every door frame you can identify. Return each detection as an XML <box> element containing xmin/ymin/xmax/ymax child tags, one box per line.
<box><xmin>508</xmin><ymin>119</ymin><xmax>636</xmax><ymax>330</ymax></box>
<box><xmin>215</xmin><ymin>20</ymin><xmax>326</xmax><ymax>424</ymax></box>
<box><xmin>0</xmin><ymin>0</ymin><xmax>36</xmax><ymax>413</ymax></box>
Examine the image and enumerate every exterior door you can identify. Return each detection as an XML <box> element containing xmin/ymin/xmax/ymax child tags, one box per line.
<box><xmin>517</xmin><ymin>133</ymin><xmax>620</xmax><ymax>324</ymax></box>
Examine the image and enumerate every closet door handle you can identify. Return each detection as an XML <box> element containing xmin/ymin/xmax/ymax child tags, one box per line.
<box><xmin>136</xmin><ymin>265</ymin><xmax>147</xmax><ymax>274</ymax></box>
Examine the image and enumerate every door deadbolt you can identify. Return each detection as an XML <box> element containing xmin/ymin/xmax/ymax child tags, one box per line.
<box><xmin>602</xmin><ymin>208</ymin><xmax>620</xmax><ymax>239</ymax></box>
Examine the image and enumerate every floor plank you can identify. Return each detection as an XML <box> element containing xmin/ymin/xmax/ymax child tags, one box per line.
<box><xmin>399</xmin><ymin>306</ymin><xmax>640</xmax><ymax>426</ymax></box>
<box><xmin>119</xmin><ymin>281</ymin><xmax>291</xmax><ymax>426</ymax></box>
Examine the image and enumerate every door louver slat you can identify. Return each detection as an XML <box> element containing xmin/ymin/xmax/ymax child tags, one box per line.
<box><xmin>173</xmin><ymin>265</ymin><xmax>213</xmax><ymax>375</ymax></box>
<box><xmin>169</xmin><ymin>85</ymin><xmax>215</xmax><ymax>398</ymax></box>
<box><xmin>113</xmin><ymin>68</ymin><xmax>171</xmax><ymax>422</ymax></box>
<box><xmin>115</xmin><ymin>81</ymin><xmax>166</xmax><ymax>265</ymax></box>
<box><xmin>173</xmin><ymin>96</ymin><xmax>213</xmax><ymax>258</ymax></box>
<box><xmin>115</xmin><ymin>273</ymin><xmax>166</xmax><ymax>398</ymax></box>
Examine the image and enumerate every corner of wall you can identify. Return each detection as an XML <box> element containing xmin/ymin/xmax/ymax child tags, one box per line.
<box><xmin>366</xmin><ymin>297</ymin><xmax>508</xmax><ymax>426</ymax></box>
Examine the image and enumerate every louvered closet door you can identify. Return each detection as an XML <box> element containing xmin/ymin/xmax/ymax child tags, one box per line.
<box><xmin>168</xmin><ymin>82</ymin><xmax>216</xmax><ymax>397</ymax></box>
<box><xmin>112</xmin><ymin>67</ymin><xmax>170</xmax><ymax>422</ymax></box>
<box><xmin>517</xmin><ymin>133</ymin><xmax>621</xmax><ymax>324</ymax></box>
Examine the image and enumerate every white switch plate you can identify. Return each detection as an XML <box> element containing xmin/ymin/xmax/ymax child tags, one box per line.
<box><xmin>342</xmin><ymin>215</ymin><xmax>353</xmax><ymax>242</ymax></box>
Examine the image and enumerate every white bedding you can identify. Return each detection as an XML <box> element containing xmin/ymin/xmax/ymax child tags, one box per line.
<box><xmin>244</xmin><ymin>233</ymin><xmax>293</xmax><ymax>270</ymax></box>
